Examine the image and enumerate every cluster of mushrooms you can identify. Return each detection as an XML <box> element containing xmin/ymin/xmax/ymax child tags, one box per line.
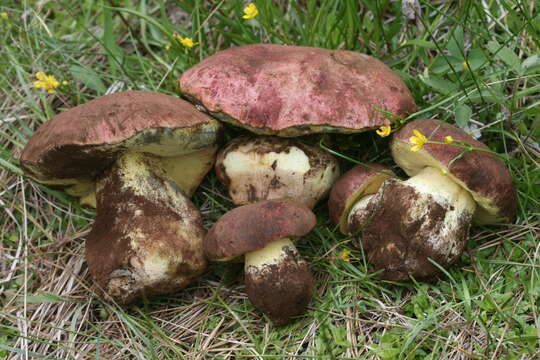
<box><xmin>20</xmin><ymin>44</ymin><xmax>516</xmax><ymax>326</ymax></box>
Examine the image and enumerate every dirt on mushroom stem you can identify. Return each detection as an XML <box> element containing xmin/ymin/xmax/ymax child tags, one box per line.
<box><xmin>243</xmin><ymin>238</ymin><xmax>313</xmax><ymax>326</ymax></box>
<box><xmin>85</xmin><ymin>152</ymin><xmax>207</xmax><ymax>303</ymax></box>
<box><xmin>349</xmin><ymin>167</ymin><xmax>476</xmax><ymax>281</ymax></box>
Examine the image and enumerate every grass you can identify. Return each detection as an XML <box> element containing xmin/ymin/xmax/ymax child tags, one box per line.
<box><xmin>0</xmin><ymin>0</ymin><xmax>539</xmax><ymax>358</ymax></box>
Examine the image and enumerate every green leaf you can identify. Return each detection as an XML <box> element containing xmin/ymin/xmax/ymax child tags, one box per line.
<box><xmin>455</xmin><ymin>103</ymin><xmax>472</xmax><ymax>128</ymax></box>
<box><xmin>523</xmin><ymin>54</ymin><xmax>540</xmax><ymax>71</ymax></box>
<box><xmin>486</xmin><ymin>40</ymin><xmax>522</xmax><ymax>73</ymax></box>
<box><xmin>16</xmin><ymin>291</ymin><xmax>73</xmax><ymax>304</ymax></box>
<box><xmin>447</xmin><ymin>25</ymin><xmax>464</xmax><ymax>59</ymax></box>
<box><xmin>403</xmin><ymin>39</ymin><xmax>436</xmax><ymax>49</ymax></box>
<box><xmin>422</xmin><ymin>75</ymin><xmax>458</xmax><ymax>94</ymax></box>
<box><xmin>69</xmin><ymin>65</ymin><xmax>107</xmax><ymax>94</ymax></box>
<box><xmin>102</xmin><ymin>2</ymin><xmax>124</xmax><ymax>71</ymax></box>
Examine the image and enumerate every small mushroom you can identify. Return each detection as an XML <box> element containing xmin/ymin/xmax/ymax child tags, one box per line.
<box><xmin>215</xmin><ymin>136</ymin><xmax>340</xmax><ymax>208</ymax></box>
<box><xmin>86</xmin><ymin>152</ymin><xmax>206</xmax><ymax>303</ymax></box>
<box><xmin>179</xmin><ymin>44</ymin><xmax>416</xmax><ymax>137</ymax></box>
<box><xmin>205</xmin><ymin>200</ymin><xmax>316</xmax><ymax>326</ymax></box>
<box><xmin>328</xmin><ymin>164</ymin><xmax>395</xmax><ymax>234</ymax></box>
<box><xmin>348</xmin><ymin>119</ymin><xmax>517</xmax><ymax>280</ymax></box>
<box><xmin>20</xmin><ymin>91</ymin><xmax>222</xmax><ymax>302</ymax></box>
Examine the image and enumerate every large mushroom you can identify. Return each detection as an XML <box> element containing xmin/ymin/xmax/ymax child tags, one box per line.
<box><xmin>86</xmin><ymin>152</ymin><xmax>207</xmax><ymax>303</ymax></box>
<box><xmin>20</xmin><ymin>90</ymin><xmax>221</xmax><ymax>207</ymax></box>
<box><xmin>179</xmin><ymin>44</ymin><xmax>416</xmax><ymax>136</ymax></box>
<box><xmin>215</xmin><ymin>136</ymin><xmax>340</xmax><ymax>208</ymax></box>
<box><xmin>205</xmin><ymin>200</ymin><xmax>316</xmax><ymax>326</ymax></box>
<box><xmin>20</xmin><ymin>91</ymin><xmax>222</xmax><ymax>302</ymax></box>
<box><xmin>347</xmin><ymin>119</ymin><xmax>517</xmax><ymax>280</ymax></box>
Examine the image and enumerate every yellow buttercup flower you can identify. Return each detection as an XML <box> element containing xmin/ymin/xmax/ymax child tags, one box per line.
<box><xmin>33</xmin><ymin>72</ymin><xmax>60</xmax><ymax>94</ymax></box>
<box><xmin>444</xmin><ymin>135</ymin><xmax>454</xmax><ymax>144</ymax></box>
<box><xmin>1</xmin><ymin>11</ymin><xmax>8</xmax><ymax>20</ymax></box>
<box><xmin>242</xmin><ymin>3</ymin><xmax>259</xmax><ymax>19</ymax></box>
<box><xmin>376</xmin><ymin>125</ymin><xmax>391</xmax><ymax>137</ymax></box>
<box><xmin>462</xmin><ymin>61</ymin><xmax>470</xmax><ymax>70</ymax></box>
<box><xmin>409</xmin><ymin>129</ymin><xmax>427</xmax><ymax>152</ymax></box>
<box><xmin>173</xmin><ymin>35</ymin><xmax>198</xmax><ymax>48</ymax></box>
<box><xmin>339</xmin><ymin>249</ymin><xmax>351</xmax><ymax>263</ymax></box>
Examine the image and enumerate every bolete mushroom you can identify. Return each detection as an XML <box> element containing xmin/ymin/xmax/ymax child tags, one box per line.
<box><xmin>328</xmin><ymin>164</ymin><xmax>395</xmax><ymax>234</ymax></box>
<box><xmin>179</xmin><ymin>44</ymin><xmax>416</xmax><ymax>137</ymax></box>
<box><xmin>215</xmin><ymin>136</ymin><xmax>340</xmax><ymax>208</ymax></box>
<box><xmin>20</xmin><ymin>91</ymin><xmax>222</xmax><ymax>301</ymax></box>
<box><xmin>86</xmin><ymin>152</ymin><xmax>206</xmax><ymax>303</ymax></box>
<box><xmin>348</xmin><ymin>119</ymin><xmax>517</xmax><ymax>280</ymax></box>
<box><xmin>20</xmin><ymin>91</ymin><xmax>222</xmax><ymax>207</ymax></box>
<box><xmin>205</xmin><ymin>200</ymin><xmax>316</xmax><ymax>326</ymax></box>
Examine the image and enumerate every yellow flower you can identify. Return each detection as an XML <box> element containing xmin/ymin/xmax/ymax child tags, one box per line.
<box><xmin>339</xmin><ymin>249</ymin><xmax>351</xmax><ymax>263</ymax></box>
<box><xmin>444</xmin><ymin>135</ymin><xmax>454</xmax><ymax>144</ymax></box>
<box><xmin>0</xmin><ymin>11</ymin><xmax>8</xmax><ymax>20</ymax></box>
<box><xmin>62</xmin><ymin>80</ymin><xmax>69</xmax><ymax>86</ymax></box>
<box><xmin>242</xmin><ymin>3</ymin><xmax>259</xmax><ymax>19</ymax></box>
<box><xmin>173</xmin><ymin>35</ymin><xmax>198</xmax><ymax>48</ymax></box>
<box><xmin>409</xmin><ymin>129</ymin><xmax>427</xmax><ymax>152</ymax></box>
<box><xmin>33</xmin><ymin>72</ymin><xmax>60</xmax><ymax>94</ymax></box>
<box><xmin>376</xmin><ymin>125</ymin><xmax>392</xmax><ymax>137</ymax></box>
<box><xmin>462</xmin><ymin>61</ymin><xmax>470</xmax><ymax>70</ymax></box>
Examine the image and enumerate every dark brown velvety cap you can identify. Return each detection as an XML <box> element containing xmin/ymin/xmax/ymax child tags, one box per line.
<box><xmin>204</xmin><ymin>199</ymin><xmax>316</xmax><ymax>260</ymax></box>
<box><xmin>391</xmin><ymin>119</ymin><xmax>517</xmax><ymax>224</ymax></box>
<box><xmin>179</xmin><ymin>44</ymin><xmax>416</xmax><ymax>137</ymax></box>
<box><xmin>20</xmin><ymin>91</ymin><xmax>221</xmax><ymax>185</ymax></box>
<box><xmin>328</xmin><ymin>163</ymin><xmax>394</xmax><ymax>234</ymax></box>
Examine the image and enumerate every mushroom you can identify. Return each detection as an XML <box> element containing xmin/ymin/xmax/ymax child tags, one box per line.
<box><xmin>348</xmin><ymin>119</ymin><xmax>517</xmax><ymax>280</ymax></box>
<box><xmin>328</xmin><ymin>164</ymin><xmax>395</xmax><ymax>234</ymax></box>
<box><xmin>179</xmin><ymin>44</ymin><xmax>416</xmax><ymax>137</ymax></box>
<box><xmin>215</xmin><ymin>136</ymin><xmax>340</xmax><ymax>208</ymax></box>
<box><xmin>20</xmin><ymin>91</ymin><xmax>222</xmax><ymax>302</ymax></box>
<box><xmin>20</xmin><ymin>91</ymin><xmax>222</xmax><ymax>207</ymax></box>
<box><xmin>86</xmin><ymin>152</ymin><xmax>206</xmax><ymax>303</ymax></box>
<box><xmin>205</xmin><ymin>200</ymin><xmax>316</xmax><ymax>326</ymax></box>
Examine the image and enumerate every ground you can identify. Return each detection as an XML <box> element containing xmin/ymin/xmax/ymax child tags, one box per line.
<box><xmin>0</xmin><ymin>0</ymin><xmax>539</xmax><ymax>359</ymax></box>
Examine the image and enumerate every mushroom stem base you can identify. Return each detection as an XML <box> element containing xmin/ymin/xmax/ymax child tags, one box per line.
<box><xmin>350</xmin><ymin>166</ymin><xmax>476</xmax><ymax>280</ymax></box>
<box><xmin>244</xmin><ymin>238</ymin><xmax>313</xmax><ymax>326</ymax></box>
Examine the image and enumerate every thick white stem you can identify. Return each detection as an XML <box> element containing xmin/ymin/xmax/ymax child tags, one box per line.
<box><xmin>245</xmin><ymin>238</ymin><xmax>297</xmax><ymax>271</ymax></box>
<box><xmin>243</xmin><ymin>237</ymin><xmax>313</xmax><ymax>326</ymax></box>
<box><xmin>405</xmin><ymin>166</ymin><xmax>476</xmax><ymax>216</ymax></box>
<box><xmin>347</xmin><ymin>194</ymin><xmax>375</xmax><ymax>232</ymax></box>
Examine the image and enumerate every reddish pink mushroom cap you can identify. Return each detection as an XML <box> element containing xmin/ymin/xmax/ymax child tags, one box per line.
<box><xmin>179</xmin><ymin>44</ymin><xmax>416</xmax><ymax>137</ymax></box>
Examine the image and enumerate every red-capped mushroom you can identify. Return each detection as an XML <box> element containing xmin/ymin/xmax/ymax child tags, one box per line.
<box><xmin>179</xmin><ymin>44</ymin><xmax>416</xmax><ymax>137</ymax></box>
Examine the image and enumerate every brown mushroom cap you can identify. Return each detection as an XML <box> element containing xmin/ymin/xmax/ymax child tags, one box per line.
<box><xmin>328</xmin><ymin>164</ymin><xmax>395</xmax><ymax>234</ymax></box>
<box><xmin>179</xmin><ymin>44</ymin><xmax>416</xmax><ymax>137</ymax></box>
<box><xmin>391</xmin><ymin>119</ymin><xmax>516</xmax><ymax>224</ymax></box>
<box><xmin>20</xmin><ymin>90</ymin><xmax>221</xmax><ymax>186</ymax></box>
<box><xmin>204</xmin><ymin>200</ymin><xmax>316</xmax><ymax>260</ymax></box>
